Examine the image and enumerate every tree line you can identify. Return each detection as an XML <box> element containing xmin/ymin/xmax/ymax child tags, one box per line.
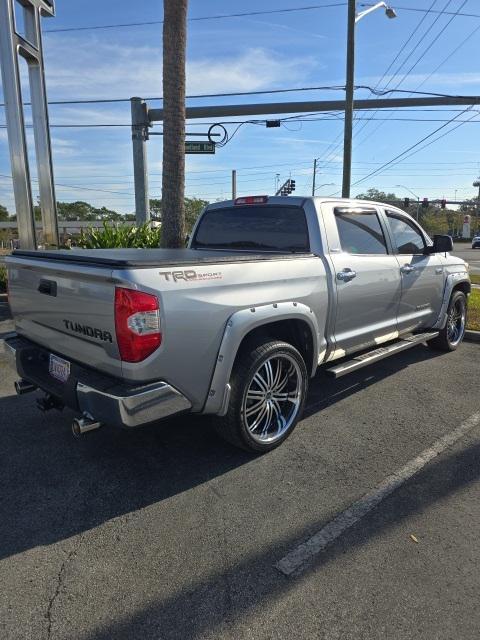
<box><xmin>0</xmin><ymin>197</ymin><xmax>209</xmax><ymax>231</ymax></box>
<box><xmin>1</xmin><ymin>190</ymin><xmax>478</xmax><ymax>238</ymax></box>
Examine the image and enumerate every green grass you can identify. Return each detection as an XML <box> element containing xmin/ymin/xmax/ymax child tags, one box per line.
<box><xmin>467</xmin><ymin>288</ymin><xmax>480</xmax><ymax>332</ymax></box>
<box><xmin>0</xmin><ymin>264</ymin><xmax>6</xmax><ymax>293</ymax></box>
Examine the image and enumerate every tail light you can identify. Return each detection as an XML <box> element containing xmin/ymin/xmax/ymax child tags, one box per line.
<box><xmin>114</xmin><ymin>287</ymin><xmax>161</xmax><ymax>362</ymax></box>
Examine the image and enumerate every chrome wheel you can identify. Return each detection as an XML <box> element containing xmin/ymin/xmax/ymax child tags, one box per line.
<box><xmin>446</xmin><ymin>297</ymin><xmax>466</xmax><ymax>346</ymax></box>
<box><xmin>242</xmin><ymin>353</ymin><xmax>303</xmax><ymax>444</ymax></box>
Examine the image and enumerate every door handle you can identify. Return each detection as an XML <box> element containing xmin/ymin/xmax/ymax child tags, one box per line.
<box><xmin>337</xmin><ymin>268</ymin><xmax>357</xmax><ymax>282</ymax></box>
<box><xmin>400</xmin><ymin>265</ymin><xmax>415</xmax><ymax>274</ymax></box>
<box><xmin>435</xmin><ymin>267</ymin><xmax>444</xmax><ymax>274</ymax></box>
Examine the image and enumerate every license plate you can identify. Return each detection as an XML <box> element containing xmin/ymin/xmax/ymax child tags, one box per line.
<box><xmin>49</xmin><ymin>354</ymin><xmax>71</xmax><ymax>383</ymax></box>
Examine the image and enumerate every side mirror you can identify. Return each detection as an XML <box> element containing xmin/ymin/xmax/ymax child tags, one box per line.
<box><xmin>427</xmin><ymin>234</ymin><xmax>453</xmax><ymax>254</ymax></box>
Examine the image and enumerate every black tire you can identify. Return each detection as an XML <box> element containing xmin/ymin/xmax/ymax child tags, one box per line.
<box><xmin>214</xmin><ymin>340</ymin><xmax>308</xmax><ymax>453</ymax></box>
<box><xmin>428</xmin><ymin>290</ymin><xmax>467</xmax><ymax>352</ymax></box>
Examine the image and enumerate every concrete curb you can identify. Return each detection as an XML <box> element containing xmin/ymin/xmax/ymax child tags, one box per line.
<box><xmin>465</xmin><ymin>330</ymin><xmax>480</xmax><ymax>343</ymax></box>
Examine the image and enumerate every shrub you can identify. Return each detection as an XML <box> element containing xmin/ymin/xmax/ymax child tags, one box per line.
<box><xmin>0</xmin><ymin>264</ymin><xmax>7</xmax><ymax>293</ymax></box>
<box><xmin>76</xmin><ymin>222</ymin><xmax>162</xmax><ymax>249</ymax></box>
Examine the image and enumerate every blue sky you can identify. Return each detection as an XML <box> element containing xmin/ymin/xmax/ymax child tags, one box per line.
<box><xmin>1</xmin><ymin>0</ymin><xmax>480</xmax><ymax>213</ymax></box>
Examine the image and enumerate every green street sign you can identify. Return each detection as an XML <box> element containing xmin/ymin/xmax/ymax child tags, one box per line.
<box><xmin>185</xmin><ymin>141</ymin><xmax>215</xmax><ymax>154</ymax></box>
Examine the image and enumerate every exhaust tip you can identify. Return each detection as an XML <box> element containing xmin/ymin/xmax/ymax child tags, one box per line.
<box><xmin>15</xmin><ymin>379</ymin><xmax>37</xmax><ymax>395</ymax></box>
<box><xmin>72</xmin><ymin>415</ymin><xmax>102</xmax><ymax>437</ymax></box>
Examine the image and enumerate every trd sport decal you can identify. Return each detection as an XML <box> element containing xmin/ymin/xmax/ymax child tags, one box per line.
<box><xmin>159</xmin><ymin>270</ymin><xmax>223</xmax><ymax>282</ymax></box>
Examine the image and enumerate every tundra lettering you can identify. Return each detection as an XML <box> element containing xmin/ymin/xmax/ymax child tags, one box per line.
<box><xmin>63</xmin><ymin>319</ymin><xmax>113</xmax><ymax>343</ymax></box>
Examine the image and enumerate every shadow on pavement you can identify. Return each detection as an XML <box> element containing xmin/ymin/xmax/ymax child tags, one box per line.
<box><xmin>0</xmin><ymin>343</ymin><xmax>444</xmax><ymax>564</ymax></box>
<box><xmin>81</xmin><ymin>437</ymin><xmax>480</xmax><ymax>640</ymax></box>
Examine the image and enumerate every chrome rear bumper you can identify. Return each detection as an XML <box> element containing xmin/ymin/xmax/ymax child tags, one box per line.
<box><xmin>3</xmin><ymin>334</ymin><xmax>191</xmax><ymax>428</ymax></box>
<box><xmin>77</xmin><ymin>381</ymin><xmax>191</xmax><ymax>428</ymax></box>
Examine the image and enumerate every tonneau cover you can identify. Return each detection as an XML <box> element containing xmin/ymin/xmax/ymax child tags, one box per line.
<box><xmin>11</xmin><ymin>248</ymin><xmax>312</xmax><ymax>268</ymax></box>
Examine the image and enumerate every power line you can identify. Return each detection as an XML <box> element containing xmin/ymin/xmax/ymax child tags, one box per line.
<box><xmin>312</xmin><ymin>0</ymin><xmax>446</xmax><ymax>175</ymax></box>
<box><xmin>414</xmin><ymin>21</ymin><xmax>480</xmax><ymax>92</ymax></box>
<box><xmin>390</xmin><ymin>0</ymin><xmax>468</xmax><ymax>94</ymax></box>
<box><xmin>0</xmin><ymin>173</ymin><xmax>135</xmax><ymax>197</ymax></box>
<box><xmin>1</xmin><ymin>85</ymin><xmax>348</xmax><ymax>107</ymax></box>
<box><xmin>352</xmin><ymin>106</ymin><xmax>478</xmax><ymax>187</ymax></box>
<box><xmin>352</xmin><ymin>0</ymin><xmax>441</xmax><ymax>140</ymax></box>
<box><xmin>43</xmin><ymin>3</ymin><xmax>480</xmax><ymax>34</ymax></box>
<box><xmin>355</xmin><ymin>0</ymin><xmax>467</xmax><ymax>147</ymax></box>
<box><xmin>44</xmin><ymin>3</ymin><xmax>347</xmax><ymax>33</ymax></box>
<box><xmin>0</xmin><ymin>86</ymin><xmax>473</xmax><ymax>110</ymax></box>
<box><xmin>4</xmin><ymin>113</ymin><xmax>480</xmax><ymax>130</ymax></box>
<box><xmin>360</xmin><ymin>3</ymin><xmax>480</xmax><ymax>19</ymax></box>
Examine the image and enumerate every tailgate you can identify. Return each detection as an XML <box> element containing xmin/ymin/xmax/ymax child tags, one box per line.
<box><xmin>6</xmin><ymin>255</ymin><xmax>122</xmax><ymax>378</ymax></box>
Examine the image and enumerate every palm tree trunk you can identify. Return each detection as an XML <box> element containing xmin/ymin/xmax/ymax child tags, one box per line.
<box><xmin>162</xmin><ymin>0</ymin><xmax>188</xmax><ymax>248</ymax></box>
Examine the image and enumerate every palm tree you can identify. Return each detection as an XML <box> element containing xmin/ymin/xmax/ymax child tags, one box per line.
<box><xmin>162</xmin><ymin>0</ymin><xmax>188</xmax><ymax>248</ymax></box>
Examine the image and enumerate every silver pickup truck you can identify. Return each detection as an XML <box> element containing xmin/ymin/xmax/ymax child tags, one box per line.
<box><xmin>3</xmin><ymin>196</ymin><xmax>470</xmax><ymax>452</ymax></box>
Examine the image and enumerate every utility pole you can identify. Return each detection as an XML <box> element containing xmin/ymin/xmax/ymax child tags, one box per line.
<box><xmin>231</xmin><ymin>169</ymin><xmax>237</xmax><ymax>200</ymax></box>
<box><xmin>131</xmin><ymin>97</ymin><xmax>150</xmax><ymax>224</ymax></box>
<box><xmin>342</xmin><ymin>0</ymin><xmax>356</xmax><ymax>199</ymax></box>
<box><xmin>312</xmin><ymin>158</ymin><xmax>317</xmax><ymax>196</ymax></box>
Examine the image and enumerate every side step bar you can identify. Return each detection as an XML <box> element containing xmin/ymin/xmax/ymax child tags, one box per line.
<box><xmin>325</xmin><ymin>332</ymin><xmax>439</xmax><ymax>379</ymax></box>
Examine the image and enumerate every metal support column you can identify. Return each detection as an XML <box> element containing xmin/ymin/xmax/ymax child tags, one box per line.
<box><xmin>0</xmin><ymin>0</ymin><xmax>58</xmax><ymax>249</ymax></box>
<box><xmin>312</xmin><ymin>158</ymin><xmax>317</xmax><ymax>196</ymax></box>
<box><xmin>131</xmin><ymin>97</ymin><xmax>150</xmax><ymax>224</ymax></box>
<box><xmin>231</xmin><ymin>169</ymin><xmax>237</xmax><ymax>200</ymax></box>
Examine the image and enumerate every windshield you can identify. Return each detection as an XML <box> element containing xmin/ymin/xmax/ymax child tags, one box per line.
<box><xmin>192</xmin><ymin>205</ymin><xmax>310</xmax><ymax>252</ymax></box>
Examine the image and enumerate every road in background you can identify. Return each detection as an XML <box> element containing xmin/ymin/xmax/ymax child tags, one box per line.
<box><xmin>452</xmin><ymin>242</ymin><xmax>480</xmax><ymax>274</ymax></box>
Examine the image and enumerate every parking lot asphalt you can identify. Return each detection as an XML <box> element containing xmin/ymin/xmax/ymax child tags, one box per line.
<box><xmin>1</xmin><ymin>305</ymin><xmax>480</xmax><ymax>640</ymax></box>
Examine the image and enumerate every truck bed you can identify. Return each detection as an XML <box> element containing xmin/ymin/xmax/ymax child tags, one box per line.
<box><xmin>12</xmin><ymin>248</ymin><xmax>312</xmax><ymax>268</ymax></box>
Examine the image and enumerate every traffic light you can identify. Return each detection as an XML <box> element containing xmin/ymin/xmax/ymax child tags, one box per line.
<box><xmin>289</xmin><ymin>180</ymin><xmax>296</xmax><ymax>192</ymax></box>
<box><xmin>441</xmin><ymin>199</ymin><xmax>446</xmax><ymax>209</ymax></box>
<box><xmin>422</xmin><ymin>197</ymin><xmax>429</xmax><ymax>209</ymax></box>
<box><xmin>404</xmin><ymin>197</ymin><xmax>410</xmax><ymax>208</ymax></box>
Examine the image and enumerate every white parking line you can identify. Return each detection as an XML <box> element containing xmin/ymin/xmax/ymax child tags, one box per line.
<box><xmin>276</xmin><ymin>412</ymin><xmax>480</xmax><ymax>577</ymax></box>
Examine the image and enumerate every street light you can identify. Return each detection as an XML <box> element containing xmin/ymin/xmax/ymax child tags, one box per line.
<box><xmin>356</xmin><ymin>2</ymin><xmax>397</xmax><ymax>22</ymax></box>
<box><xmin>342</xmin><ymin>1</ymin><xmax>397</xmax><ymax>198</ymax></box>
<box><xmin>395</xmin><ymin>184</ymin><xmax>420</xmax><ymax>220</ymax></box>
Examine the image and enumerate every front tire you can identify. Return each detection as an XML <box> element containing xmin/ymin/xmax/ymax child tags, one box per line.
<box><xmin>215</xmin><ymin>340</ymin><xmax>308</xmax><ymax>452</ymax></box>
<box><xmin>429</xmin><ymin>290</ymin><xmax>467</xmax><ymax>352</ymax></box>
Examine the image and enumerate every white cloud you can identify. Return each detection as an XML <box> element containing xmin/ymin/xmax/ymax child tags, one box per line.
<box><xmin>42</xmin><ymin>37</ymin><xmax>317</xmax><ymax>99</ymax></box>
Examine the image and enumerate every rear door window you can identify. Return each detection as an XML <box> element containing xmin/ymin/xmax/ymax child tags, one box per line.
<box><xmin>334</xmin><ymin>208</ymin><xmax>388</xmax><ymax>255</ymax></box>
<box><xmin>192</xmin><ymin>206</ymin><xmax>310</xmax><ymax>252</ymax></box>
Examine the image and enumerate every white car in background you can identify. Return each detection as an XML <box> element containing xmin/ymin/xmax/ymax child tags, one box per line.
<box><xmin>472</xmin><ymin>236</ymin><xmax>480</xmax><ymax>249</ymax></box>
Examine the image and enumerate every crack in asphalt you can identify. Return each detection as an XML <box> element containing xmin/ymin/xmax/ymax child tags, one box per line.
<box><xmin>46</xmin><ymin>537</ymin><xmax>83</xmax><ymax>639</ymax></box>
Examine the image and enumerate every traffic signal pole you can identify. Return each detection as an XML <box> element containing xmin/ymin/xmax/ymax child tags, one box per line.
<box><xmin>148</xmin><ymin>96</ymin><xmax>480</xmax><ymax>121</ymax></box>
<box><xmin>130</xmin><ymin>97</ymin><xmax>150</xmax><ymax>224</ymax></box>
<box><xmin>132</xmin><ymin>94</ymin><xmax>480</xmax><ymax>213</ymax></box>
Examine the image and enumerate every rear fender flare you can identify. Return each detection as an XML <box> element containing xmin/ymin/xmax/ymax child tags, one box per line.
<box><xmin>202</xmin><ymin>301</ymin><xmax>320</xmax><ymax>415</ymax></box>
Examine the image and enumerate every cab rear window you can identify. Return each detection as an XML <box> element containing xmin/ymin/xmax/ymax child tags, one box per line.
<box><xmin>192</xmin><ymin>206</ymin><xmax>310</xmax><ymax>253</ymax></box>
